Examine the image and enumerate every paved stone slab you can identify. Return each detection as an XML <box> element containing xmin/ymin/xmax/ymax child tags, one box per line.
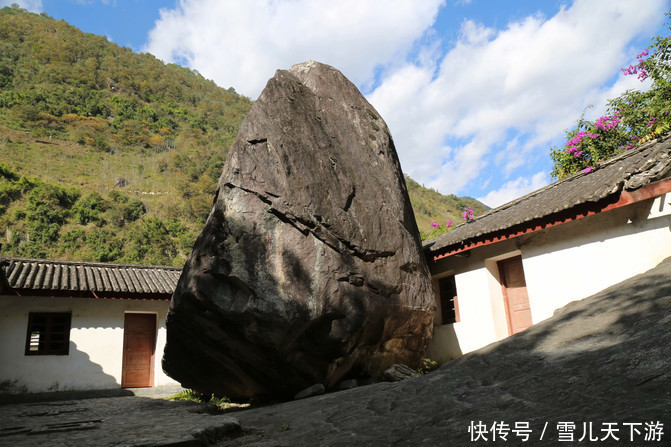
<box><xmin>0</xmin><ymin>396</ymin><xmax>240</xmax><ymax>446</ymax></box>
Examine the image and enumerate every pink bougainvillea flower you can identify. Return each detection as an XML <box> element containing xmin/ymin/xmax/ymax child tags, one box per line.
<box><xmin>595</xmin><ymin>115</ymin><xmax>621</xmax><ymax>131</ymax></box>
<box><xmin>463</xmin><ymin>206</ymin><xmax>474</xmax><ymax>221</ymax></box>
<box><xmin>622</xmin><ymin>59</ymin><xmax>649</xmax><ymax>82</ymax></box>
<box><xmin>431</xmin><ymin>220</ymin><xmax>439</xmax><ymax>229</ymax></box>
<box><xmin>446</xmin><ymin>220</ymin><xmax>453</xmax><ymax>229</ymax></box>
<box><xmin>584</xmin><ymin>167</ymin><xmax>596</xmax><ymax>173</ymax></box>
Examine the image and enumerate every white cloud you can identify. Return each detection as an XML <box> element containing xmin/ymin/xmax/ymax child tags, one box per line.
<box><xmin>368</xmin><ymin>0</ymin><xmax>666</xmax><ymax>198</ymax></box>
<box><xmin>144</xmin><ymin>0</ymin><xmax>444</xmax><ymax>98</ymax></box>
<box><xmin>143</xmin><ymin>0</ymin><xmax>666</xmax><ymax>204</ymax></box>
<box><xmin>0</xmin><ymin>0</ymin><xmax>42</xmax><ymax>12</ymax></box>
<box><xmin>477</xmin><ymin>171</ymin><xmax>549</xmax><ymax>208</ymax></box>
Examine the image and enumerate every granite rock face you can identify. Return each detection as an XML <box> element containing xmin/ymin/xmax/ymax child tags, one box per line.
<box><xmin>163</xmin><ymin>61</ymin><xmax>435</xmax><ymax>400</ymax></box>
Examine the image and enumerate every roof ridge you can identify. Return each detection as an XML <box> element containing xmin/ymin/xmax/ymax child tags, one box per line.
<box><xmin>425</xmin><ymin>134</ymin><xmax>671</xmax><ymax>252</ymax></box>
<box><xmin>478</xmin><ymin>136</ymin><xmax>667</xmax><ymax>218</ymax></box>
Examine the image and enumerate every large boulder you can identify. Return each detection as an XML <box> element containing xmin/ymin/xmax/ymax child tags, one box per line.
<box><xmin>163</xmin><ymin>61</ymin><xmax>435</xmax><ymax>400</ymax></box>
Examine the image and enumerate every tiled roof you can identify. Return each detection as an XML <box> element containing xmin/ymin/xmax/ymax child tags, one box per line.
<box><xmin>425</xmin><ymin>136</ymin><xmax>671</xmax><ymax>256</ymax></box>
<box><xmin>0</xmin><ymin>257</ymin><xmax>181</xmax><ymax>295</ymax></box>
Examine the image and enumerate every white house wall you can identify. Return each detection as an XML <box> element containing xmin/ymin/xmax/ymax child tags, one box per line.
<box><xmin>426</xmin><ymin>193</ymin><xmax>671</xmax><ymax>363</ymax></box>
<box><xmin>0</xmin><ymin>296</ymin><xmax>178</xmax><ymax>394</ymax></box>
<box><xmin>426</xmin><ymin>239</ymin><xmax>519</xmax><ymax>363</ymax></box>
<box><xmin>522</xmin><ymin>194</ymin><xmax>671</xmax><ymax>323</ymax></box>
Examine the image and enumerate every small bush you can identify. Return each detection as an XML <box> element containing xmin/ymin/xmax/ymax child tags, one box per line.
<box><xmin>168</xmin><ymin>389</ymin><xmax>231</xmax><ymax>407</ymax></box>
<box><xmin>418</xmin><ymin>358</ymin><xmax>439</xmax><ymax>375</ymax></box>
<box><xmin>124</xmin><ymin>198</ymin><xmax>145</xmax><ymax>222</ymax></box>
<box><xmin>0</xmin><ymin>182</ymin><xmax>21</xmax><ymax>214</ymax></box>
<box><xmin>0</xmin><ymin>163</ymin><xmax>19</xmax><ymax>181</ymax></box>
<box><xmin>60</xmin><ymin>228</ymin><xmax>86</xmax><ymax>255</ymax></box>
<box><xmin>86</xmin><ymin>228</ymin><xmax>124</xmax><ymax>262</ymax></box>
<box><xmin>72</xmin><ymin>192</ymin><xmax>106</xmax><ymax>225</ymax></box>
<box><xmin>168</xmin><ymin>389</ymin><xmax>206</xmax><ymax>402</ymax></box>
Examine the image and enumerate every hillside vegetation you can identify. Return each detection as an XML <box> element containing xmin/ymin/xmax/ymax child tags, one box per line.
<box><xmin>406</xmin><ymin>176</ymin><xmax>489</xmax><ymax>240</ymax></box>
<box><xmin>0</xmin><ymin>6</ymin><xmax>487</xmax><ymax>265</ymax></box>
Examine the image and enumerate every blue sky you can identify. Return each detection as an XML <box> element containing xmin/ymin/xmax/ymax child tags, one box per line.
<box><xmin>4</xmin><ymin>0</ymin><xmax>670</xmax><ymax>208</ymax></box>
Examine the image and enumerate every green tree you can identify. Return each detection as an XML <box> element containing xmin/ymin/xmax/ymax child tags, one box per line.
<box><xmin>72</xmin><ymin>192</ymin><xmax>106</xmax><ymax>225</ymax></box>
<box><xmin>86</xmin><ymin>228</ymin><xmax>124</xmax><ymax>262</ymax></box>
<box><xmin>0</xmin><ymin>8</ymin><xmax>479</xmax><ymax>263</ymax></box>
<box><xmin>551</xmin><ymin>14</ymin><xmax>671</xmax><ymax>179</ymax></box>
<box><xmin>124</xmin><ymin>198</ymin><xmax>146</xmax><ymax>223</ymax></box>
<box><xmin>61</xmin><ymin>227</ymin><xmax>86</xmax><ymax>254</ymax></box>
<box><xmin>123</xmin><ymin>217</ymin><xmax>177</xmax><ymax>265</ymax></box>
<box><xmin>23</xmin><ymin>183</ymin><xmax>77</xmax><ymax>242</ymax></box>
<box><xmin>0</xmin><ymin>163</ymin><xmax>21</xmax><ymax>214</ymax></box>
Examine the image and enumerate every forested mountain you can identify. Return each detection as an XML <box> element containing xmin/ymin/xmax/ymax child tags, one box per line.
<box><xmin>0</xmin><ymin>6</ymin><xmax>487</xmax><ymax>265</ymax></box>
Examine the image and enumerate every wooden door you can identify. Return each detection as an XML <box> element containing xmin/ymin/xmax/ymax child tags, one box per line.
<box><xmin>122</xmin><ymin>313</ymin><xmax>156</xmax><ymax>388</ymax></box>
<box><xmin>498</xmin><ymin>256</ymin><xmax>533</xmax><ymax>335</ymax></box>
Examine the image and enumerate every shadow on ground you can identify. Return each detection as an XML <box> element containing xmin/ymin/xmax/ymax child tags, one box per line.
<box><xmin>221</xmin><ymin>257</ymin><xmax>671</xmax><ymax>446</ymax></box>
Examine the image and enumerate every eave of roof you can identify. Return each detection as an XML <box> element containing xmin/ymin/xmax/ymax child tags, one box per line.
<box><xmin>0</xmin><ymin>256</ymin><xmax>182</xmax><ymax>298</ymax></box>
<box><xmin>424</xmin><ymin>136</ymin><xmax>671</xmax><ymax>260</ymax></box>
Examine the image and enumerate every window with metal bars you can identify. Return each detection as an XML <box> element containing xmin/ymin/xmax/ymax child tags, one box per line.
<box><xmin>438</xmin><ymin>275</ymin><xmax>460</xmax><ymax>325</ymax></box>
<box><xmin>25</xmin><ymin>312</ymin><xmax>71</xmax><ymax>355</ymax></box>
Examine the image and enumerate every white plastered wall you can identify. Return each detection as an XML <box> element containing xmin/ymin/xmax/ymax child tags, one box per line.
<box><xmin>426</xmin><ymin>193</ymin><xmax>671</xmax><ymax>362</ymax></box>
<box><xmin>522</xmin><ymin>194</ymin><xmax>671</xmax><ymax>323</ymax></box>
<box><xmin>426</xmin><ymin>239</ymin><xmax>520</xmax><ymax>362</ymax></box>
<box><xmin>0</xmin><ymin>296</ymin><xmax>178</xmax><ymax>394</ymax></box>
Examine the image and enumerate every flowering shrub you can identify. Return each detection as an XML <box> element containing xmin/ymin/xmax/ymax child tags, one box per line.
<box><xmin>463</xmin><ymin>206</ymin><xmax>474</xmax><ymax>221</ymax></box>
<box><xmin>621</xmin><ymin>48</ymin><xmax>650</xmax><ymax>81</ymax></box>
<box><xmin>550</xmin><ymin>109</ymin><xmax>630</xmax><ymax>178</ymax></box>
<box><xmin>595</xmin><ymin>115</ymin><xmax>621</xmax><ymax>131</ymax></box>
<box><xmin>551</xmin><ymin>15</ymin><xmax>671</xmax><ymax>180</ymax></box>
<box><xmin>419</xmin><ymin>218</ymin><xmax>457</xmax><ymax>241</ymax></box>
<box><xmin>565</xmin><ymin>130</ymin><xmax>599</xmax><ymax>157</ymax></box>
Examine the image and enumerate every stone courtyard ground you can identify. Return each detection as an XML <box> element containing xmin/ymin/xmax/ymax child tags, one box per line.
<box><xmin>1</xmin><ymin>258</ymin><xmax>670</xmax><ymax>446</ymax></box>
<box><xmin>0</xmin><ymin>393</ymin><xmax>240</xmax><ymax>446</ymax></box>
<box><xmin>220</xmin><ymin>257</ymin><xmax>671</xmax><ymax>446</ymax></box>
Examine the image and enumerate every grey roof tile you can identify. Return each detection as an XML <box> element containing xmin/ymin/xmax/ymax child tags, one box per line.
<box><xmin>425</xmin><ymin>136</ymin><xmax>671</xmax><ymax>255</ymax></box>
<box><xmin>98</xmin><ymin>267</ymin><xmax>111</xmax><ymax>292</ymax></box>
<box><xmin>122</xmin><ymin>268</ymin><xmax>137</xmax><ymax>293</ymax></box>
<box><xmin>0</xmin><ymin>257</ymin><xmax>182</xmax><ymax>296</ymax></box>
<box><xmin>43</xmin><ymin>263</ymin><xmax>54</xmax><ymax>290</ymax></box>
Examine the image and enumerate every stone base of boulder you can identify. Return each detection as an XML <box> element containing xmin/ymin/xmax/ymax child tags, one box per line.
<box><xmin>294</xmin><ymin>384</ymin><xmax>326</xmax><ymax>400</ymax></box>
